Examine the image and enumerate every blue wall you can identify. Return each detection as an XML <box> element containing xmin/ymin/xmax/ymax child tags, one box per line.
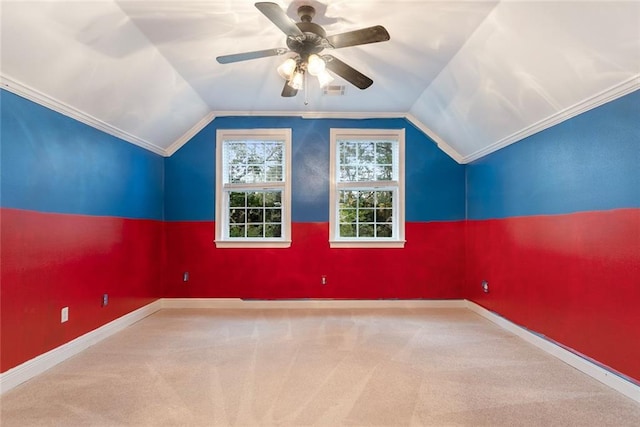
<box><xmin>164</xmin><ymin>116</ymin><xmax>466</xmax><ymax>222</ymax></box>
<box><xmin>1</xmin><ymin>90</ymin><xmax>164</xmax><ymax>220</ymax></box>
<box><xmin>466</xmin><ymin>90</ymin><xmax>640</xmax><ymax>219</ymax></box>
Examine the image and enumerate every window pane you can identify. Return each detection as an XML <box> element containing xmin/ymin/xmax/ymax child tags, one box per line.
<box><xmin>375</xmin><ymin>165</ymin><xmax>393</xmax><ymax>181</ymax></box>
<box><xmin>339</xmin><ymin>208</ymin><xmax>356</xmax><ymax>223</ymax></box>
<box><xmin>358</xmin><ymin>165</ymin><xmax>374</xmax><ymax>181</ymax></box>
<box><xmin>265</xmin><ymin>224</ymin><xmax>281</xmax><ymax>238</ymax></box>
<box><xmin>376</xmin><ymin>208</ymin><xmax>392</xmax><ymax>222</ymax></box>
<box><xmin>266</xmin><ymin>164</ymin><xmax>283</xmax><ymax>182</ymax></box>
<box><xmin>247</xmin><ymin>209</ymin><xmax>263</xmax><ymax>223</ymax></box>
<box><xmin>358</xmin><ymin>142</ymin><xmax>375</xmax><ymax>163</ymax></box>
<box><xmin>229</xmin><ymin>192</ymin><xmax>246</xmax><ymax>207</ymax></box>
<box><xmin>358</xmin><ymin>209</ymin><xmax>375</xmax><ymax>222</ymax></box>
<box><xmin>247</xmin><ymin>192</ymin><xmax>264</xmax><ymax>207</ymax></box>
<box><xmin>265</xmin><ymin>208</ymin><xmax>281</xmax><ymax>222</ymax></box>
<box><xmin>336</xmin><ymin>189</ymin><xmax>395</xmax><ymax>240</ymax></box>
<box><xmin>229</xmin><ymin>165</ymin><xmax>247</xmax><ymax>184</ymax></box>
<box><xmin>377</xmin><ymin>191</ymin><xmax>393</xmax><ymax>207</ymax></box>
<box><xmin>376</xmin><ymin>141</ymin><xmax>393</xmax><ymax>164</ymax></box>
<box><xmin>229</xmin><ymin>209</ymin><xmax>246</xmax><ymax>223</ymax></box>
<box><xmin>340</xmin><ymin>166</ymin><xmax>357</xmax><ymax>182</ymax></box>
<box><xmin>340</xmin><ymin>224</ymin><xmax>356</xmax><ymax>237</ymax></box>
<box><xmin>247</xmin><ymin>224</ymin><xmax>263</xmax><ymax>237</ymax></box>
<box><xmin>358</xmin><ymin>191</ymin><xmax>375</xmax><ymax>208</ymax></box>
<box><xmin>359</xmin><ymin>224</ymin><xmax>374</xmax><ymax>237</ymax></box>
<box><xmin>376</xmin><ymin>224</ymin><xmax>393</xmax><ymax>237</ymax></box>
<box><xmin>264</xmin><ymin>191</ymin><xmax>282</xmax><ymax>207</ymax></box>
<box><xmin>265</xmin><ymin>143</ymin><xmax>282</xmax><ymax>162</ymax></box>
<box><xmin>339</xmin><ymin>190</ymin><xmax>358</xmax><ymax>208</ymax></box>
<box><xmin>225</xmin><ymin>140</ymin><xmax>284</xmax><ymax>184</ymax></box>
<box><xmin>229</xmin><ymin>225</ymin><xmax>245</xmax><ymax>238</ymax></box>
<box><xmin>339</xmin><ymin>141</ymin><xmax>357</xmax><ymax>165</ymax></box>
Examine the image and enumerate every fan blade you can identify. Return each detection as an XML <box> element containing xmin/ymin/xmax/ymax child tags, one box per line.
<box><xmin>281</xmin><ymin>81</ymin><xmax>298</xmax><ymax>97</ymax></box>
<box><xmin>323</xmin><ymin>55</ymin><xmax>373</xmax><ymax>90</ymax></box>
<box><xmin>216</xmin><ymin>48</ymin><xmax>287</xmax><ymax>64</ymax></box>
<box><xmin>326</xmin><ymin>25</ymin><xmax>390</xmax><ymax>49</ymax></box>
<box><xmin>255</xmin><ymin>2</ymin><xmax>304</xmax><ymax>37</ymax></box>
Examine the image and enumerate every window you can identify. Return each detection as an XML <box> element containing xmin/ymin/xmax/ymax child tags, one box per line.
<box><xmin>215</xmin><ymin>129</ymin><xmax>291</xmax><ymax>248</ymax></box>
<box><xmin>329</xmin><ymin>129</ymin><xmax>405</xmax><ymax>248</ymax></box>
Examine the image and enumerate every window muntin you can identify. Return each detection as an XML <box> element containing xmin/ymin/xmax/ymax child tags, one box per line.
<box><xmin>215</xmin><ymin>130</ymin><xmax>291</xmax><ymax>248</ymax></box>
<box><xmin>330</xmin><ymin>129</ymin><xmax>405</xmax><ymax>248</ymax></box>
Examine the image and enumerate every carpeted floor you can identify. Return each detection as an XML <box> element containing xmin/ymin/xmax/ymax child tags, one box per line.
<box><xmin>1</xmin><ymin>307</ymin><xmax>639</xmax><ymax>426</ymax></box>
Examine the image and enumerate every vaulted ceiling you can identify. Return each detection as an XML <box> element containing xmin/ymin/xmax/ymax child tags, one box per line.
<box><xmin>2</xmin><ymin>1</ymin><xmax>638</xmax><ymax>163</ymax></box>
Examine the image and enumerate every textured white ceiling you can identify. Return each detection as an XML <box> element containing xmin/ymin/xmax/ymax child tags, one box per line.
<box><xmin>1</xmin><ymin>1</ymin><xmax>639</xmax><ymax>162</ymax></box>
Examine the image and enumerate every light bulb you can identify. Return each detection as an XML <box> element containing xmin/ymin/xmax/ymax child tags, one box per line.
<box><xmin>288</xmin><ymin>70</ymin><xmax>304</xmax><ymax>90</ymax></box>
<box><xmin>307</xmin><ymin>54</ymin><xmax>326</xmax><ymax>76</ymax></box>
<box><xmin>277</xmin><ymin>58</ymin><xmax>296</xmax><ymax>80</ymax></box>
<box><xmin>316</xmin><ymin>69</ymin><xmax>334</xmax><ymax>88</ymax></box>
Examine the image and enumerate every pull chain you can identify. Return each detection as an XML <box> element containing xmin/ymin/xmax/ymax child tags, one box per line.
<box><xmin>304</xmin><ymin>71</ymin><xmax>309</xmax><ymax>106</ymax></box>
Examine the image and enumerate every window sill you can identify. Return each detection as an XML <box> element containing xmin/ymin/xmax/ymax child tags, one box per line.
<box><xmin>215</xmin><ymin>240</ymin><xmax>292</xmax><ymax>249</ymax></box>
<box><xmin>329</xmin><ymin>240</ymin><xmax>406</xmax><ymax>249</ymax></box>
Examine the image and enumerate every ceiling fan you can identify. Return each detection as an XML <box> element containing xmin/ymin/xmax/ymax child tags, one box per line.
<box><xmin>216</xmin><ymin>2</ymin><xmax>390</xmax><ymax>97</ymax></box>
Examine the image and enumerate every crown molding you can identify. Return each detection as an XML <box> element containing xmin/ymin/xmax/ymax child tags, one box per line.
<box><xmin>211</xmin><ymin>110</ymin><xmax>406</xmax><ymax>120</ymax></box>
<box><xmin>405</xmin><ymin>113</ymin><xmax>465</xmax><ymax>164</ymax></box>
<box><xmin>0</xmin><ymin>75</ymin><xmax>165</xmax><ymax>156</ymax></box>
<box><xmin>461</xmin><ymin>75</ymin><xmax>640</xmax><ymax>164</ymax></box>
<box><xmin>165</xmin><ymin>111</ymin><xmax>217</xmax><ymax>157</ymax></box>
<box><xmin>5</xmin><ymin>73</ymin><xmax>637</xmax><ymax>164</ymax></box>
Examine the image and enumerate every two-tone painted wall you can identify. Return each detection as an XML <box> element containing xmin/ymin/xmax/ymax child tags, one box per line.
<box><xmin>1</xmin><ymin>90</ymin><xmax>165</xmax><ymax>372</ymax></box>
<box><xmin>164</xmin><ymin>117</ymin><xmax>467</xmax><ymax>299</ymax></box>
<box><xmin>465</xmin><ymin>90</ymin><xmax>640</xmax><ymax>383</ymax></box>
<box><xmin>3</xmin><ymin>86</ymin><xmax>638</xmax><ymax>385</ymax></box>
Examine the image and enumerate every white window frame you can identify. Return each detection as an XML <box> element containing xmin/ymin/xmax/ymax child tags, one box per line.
<box><xmin>329</xmin><ymin>128</ymin><xmax>405</xmax><ymax>248</ymax></box>
<box><xmin>215</xmin><ymin>129</ymin><xmax>292</xmax><ymax>248</ymax></box>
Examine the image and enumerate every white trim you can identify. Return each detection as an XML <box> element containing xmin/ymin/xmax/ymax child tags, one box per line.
<box><xmin>213</xmin><ymin>240</ymin><xmax>292</xmax><ymax>248</ymax></box>
<box><xmin>5</xmin><ymin>73</ymin><xmax>637</xmax><ymax>164</ymax></box>
<box><xmin>215</xmin><ymin>129</ymin><xmax>292</xmax><ymax>248</ymax></box>
<box><xmin>161</xmin><ymin>298</ymin><xmax>466</xmax><ymax>310</ymax></box>
<box><xmin>0</xmin><ymin>75</ymin><xmax>166</xmax><ymax>156</ymax></box>
<box><xmin>465</xmin><ymin>300</ymin><xmax>640</xmax><ymax>403</ymax></box>
<box><xmin>461</xmin><ymin>75</ymin><xmax>640</xmax><ymax>163</ymax></box>
<box><xmin>328</xmin><ymin>240</ymin><xmax>406</xmax><ymax>248</ymax></box>
<box><xmin>213</xmin><ymin>110</ymin><xmax>407</xmax><ymax>120</ymax></box>
<box><xmin>0</xmin><ymin>300</ymin><xmax>162</xmax><ymax>395</ymax></box>
<box><xmin>329</xmin><ymin>128</ymin><xmax>405</xmax><ymax>248</ymax></box>
<box><xmin>405</xmin><ymin>113</ymin><xmax>465</xmax><ymax>164</ymax></box>
<box><xmin>165</xmin><ymin>112</ymin><xmax>217</xmax><ymax>157</ymax></box>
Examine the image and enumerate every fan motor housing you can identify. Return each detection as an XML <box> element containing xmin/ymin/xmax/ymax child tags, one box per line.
<box><xmin>287</xmin><ymin>22</ymin><xmax>326</xmax><ymax>56</ymax></box>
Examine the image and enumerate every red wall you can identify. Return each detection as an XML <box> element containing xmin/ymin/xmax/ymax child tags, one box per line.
<box><xmin>164</xmin><ymin>221</ymin><xmax>465</xmax><ymax>299</ymax></box>
<box><xmin>0</xmin><ymin>208</ymin><xmax>164</xmax><ymax>372</ymax></box>
<box><xmin>465</xmin><ymin>209</ymin><xmax>640</xmax><ymax>382</ymax></box>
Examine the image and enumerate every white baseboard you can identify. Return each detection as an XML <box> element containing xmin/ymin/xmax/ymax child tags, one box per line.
<box><xmin>2</xmin><ymin>298</ymin><xmax>638</xmax><ymax>403</ymax></box>
<box><xmin>0</xmin><ymin>300</ymin><xmax>162</xmax><ymax>394</ymax></box>
<box><xmin>161</xmin><ymin>298</ymin><xmax>467</xmax><ymax>310</ymax></box>
<box><xmin>465</xmin><ymin>300</ymin><xmax>640</xmax><ymax>403</ymax></box>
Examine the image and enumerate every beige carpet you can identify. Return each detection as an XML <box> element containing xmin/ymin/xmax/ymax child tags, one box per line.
<box><xmin>1</xmin><ymin>307</ymin><xmax>639</xmax><ymax>426</ymax></box>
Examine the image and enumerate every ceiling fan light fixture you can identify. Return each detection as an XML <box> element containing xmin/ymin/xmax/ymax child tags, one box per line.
<box><xmin>288</xmin><ymin>69</ymin><xmax>304</xmax><ymax>90</ymax></box>
<box><xmin>277</xmin><ymin>58</ymin><xmax>297</xmax><ymax>79</ymax></box>
<box><xmin>306</xmin><ymin>54</ymin><xmax>326</xmax><ymax>76</ymax></box>
<box><xmin>316</xmin><ymin>69</ymin><xmax>334</xmax><ymax>88</ymax></box>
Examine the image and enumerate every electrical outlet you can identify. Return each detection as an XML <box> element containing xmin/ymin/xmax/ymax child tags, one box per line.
<box><xmin>481</xmin><ymin>280</ymin><xmax>489</xmax><ymax>293</ymax></box>
<box><xmin>61</xmin><ymin>307</ymin><xmax>69</xmax><ymax>323</ymax></box>
<box><xmin>102</xmin><ymin>293</ymin><xmax>109</xmax><ymax>307</ymax></box>
<box><xmin>321</xmin><ymin>275</ymin><xmax>327</xmax><ymax>285</ymax></box>
<box><xmin>183</xmin><ymin>272</ymin><xmax>189</xmax><ymax>282</ymax></box>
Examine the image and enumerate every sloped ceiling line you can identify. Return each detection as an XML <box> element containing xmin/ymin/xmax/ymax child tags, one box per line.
<box><xmin>0</xmin><ymin>74</ymin><xmax>165</xmax><ymax>156</ymax></box>
<box><xmin>463</xmin><ymin>75</ymin><xmax>640</xmax><ymax>163</ymax></box>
